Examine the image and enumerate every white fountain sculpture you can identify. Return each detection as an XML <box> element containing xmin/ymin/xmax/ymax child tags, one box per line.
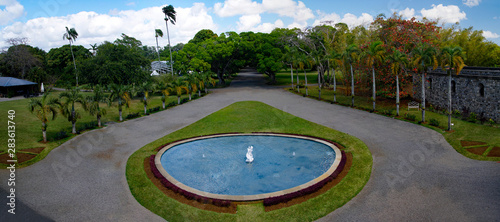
<box><xmin>246</xmin><ymin>146</ymin><xmax>254</xmax><ymax>163</ymax></box>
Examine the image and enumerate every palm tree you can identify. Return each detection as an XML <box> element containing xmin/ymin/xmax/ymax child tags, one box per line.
<box><xmin>330</xmin><ymin>51</ymin><xmax>342</xmax><ymax>103</ymax></box>
<box><xmin>59</xmin><ymin>87</ymin><xmax>85</xmax><ymax>134</ymax></box>
<box><xmin>155</xmin><ymin>29</ymin><xmax>164</xmax><ymax>63</ymax></box>
<box><xmin>162</xmin><ymin>5</ymin><xmax>176</xmax><ymax>76</ymax></box>
<box><xmin>139</xmin><ymin>82</ymin><xmax>153</xmax><ymax>115</ymax></box>
<box><xmin>63</xmin><ymin>27</ymin><xmax>79</xmax><ymax>86</ymax></box>
<box><xmin>168</xmin><ymin>78</ymin><xmax>188</xmax><ymax>104</ymax></box>
<box><xmin>155</xmin><ymin>81</ymin><xmax>169</xmax><ymax>109</ymax></box>
<box><xmin>28</xmin><ymin>92</ymin><xmax>59</xmax><ymax>142</ymax></box>
<box><xmin>201</xmin><ymin>72</ymin><xmax>216</xmax><ymax>94</ymax></box>
<box><xmin>298</xmin><ymin>54</ymin><xmax>310</xmax><ymax>96</ymax></box>
<box><xmin>364</xmin><ymin>41</ymin><xmax>385</xmax><ymax>111</ymax></box>
<box><xmin>194</xmin><ymin>73</ymin><xmax>205</xmax><ymax>97</ymax></box>
<box><xmin>85</xmin><ymin>85</ymin><xmax>107</xmax><ymax>127</ymax></box>
<box><xmin>387</xmin><ymin>49</ymin><xmax>408</xmax><ymax>116</ymax></box>
<box><xmin>108</xmin><ymin>84</ymin><xmax>131</xmax><ymax>121</ymax></box>
<box><xmin>185</xmin><ymin>75</ymin><xmax>198</xmax><ymax>101</ymax></box>
<box><xmin>89</xmin><ymin>43</ymin><xmax>98</xmax><ymax>56</ymax></box>
<box><xmin>342</xmin><ymin>44</ymin><xmax>359</xmax><ymax>106</ymax></box>
<box><xmin>412</xmin><ymin>44</ymin><xmax>438</xmax><ymax>122</ymax></box>
<box><xmin>440</xmin><ymin>46</ymin><xmax>465</xmax><ymax>131</ymax></box>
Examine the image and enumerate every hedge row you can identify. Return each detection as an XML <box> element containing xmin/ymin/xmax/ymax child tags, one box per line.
<box><xmin>149</xmin><ymin>155</ymin><xmax>231</xmax><ymax>207</ymax></box>
<box><xmin>263</xmin><ymin>150</ymin><xmax>347</xmax><ymax>206</ymax></box>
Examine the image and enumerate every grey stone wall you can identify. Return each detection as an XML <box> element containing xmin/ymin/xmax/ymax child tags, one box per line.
<box><xmin>412</xmin><ymin>67</ymin><xmax>500</xmax><ymax>122</ymax></box>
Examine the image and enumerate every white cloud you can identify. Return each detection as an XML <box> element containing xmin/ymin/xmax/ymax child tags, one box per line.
<box><xmin>421</xmin><ymin>4</ymin><xmax>466</xmax><ymax>24</ymax></box>
<box><xmin>237</xmin><ymin>14</ymin><xmax>261</xmax><ymax>31</ymax></box>
<box><xmin>0</xmin><ymin>3</ymin><xmax>217</xmax><ymax>51</ymax></box>
<box><xmin>214</xmin><ymin>0</ymin><xmax>314</xmax><ymax>25</ymax></box>
<box><xmin>399</xmin><ymin>7</ymin><xmax>416</xmax><ymax>19</ymax></box>
<box><xmin>483</xmin><ymin>30</ymin><xmax>499</xmax><ymax>39</ymax></box>
<box><xmin>252</xmin><ymin>19</ymin><xmax>284</xmax><ymax>33</ymax></box>
<box><xmin>312</xmin><ymin>12</ymin><xmax>373</xmax><ymax>28</ymax></box>
<box><xmin>0</xmin><ymin>0</ymin><xmax>24</xmax><ymax>25</ymax></box>
<box><xmin>213</xmin><ymin>0</ymin><xmax>263</xmax><ymax>17</ymax></box>
<box><xmin>463</xmin><ymin>0</ymin><xmax>481</xmax><ymax>7</ymax></box>
<box><xmin>126</xmin><ymin>2</ymin><xmax>136</xmax><ymax>7</ymax></box>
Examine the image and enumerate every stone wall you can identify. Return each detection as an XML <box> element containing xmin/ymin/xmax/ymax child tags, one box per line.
<box><xmin>412</xmin><ymin>67</ymin><xmax>500</xmax><ymax>122</ymax></box>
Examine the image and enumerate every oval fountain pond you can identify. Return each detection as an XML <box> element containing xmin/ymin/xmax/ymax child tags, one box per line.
<box><xmin>155</xmin><ymin>133</ymin><xmax>343</xmax><ymax>201</ymax></box>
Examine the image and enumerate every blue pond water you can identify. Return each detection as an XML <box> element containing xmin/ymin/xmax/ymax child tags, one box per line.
<box><xmin>160</xmin><ymin>135</ymin><xmax>335</xmax><ymax>196</ymax></box>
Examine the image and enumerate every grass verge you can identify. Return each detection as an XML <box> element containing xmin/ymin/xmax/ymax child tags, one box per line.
<box><xmin>289</xmin><ymin>86</ymin><xmax>500</xmax><ymax>161</ymax></box>
<box><xmin>0</xmin><ymin>91</ymin><xmax>206</xmax><ymax>168</ymax></box>
<box><xmin>126</xmin><ymin>101</ymin><xmax>372</xmax><ymax>221</ymax></box>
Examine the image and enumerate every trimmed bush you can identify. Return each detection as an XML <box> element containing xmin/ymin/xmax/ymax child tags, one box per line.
<box><xmin>429</xmin><ymin>118</ymin><xmax>440</xmax><ymax>127</ymax></box>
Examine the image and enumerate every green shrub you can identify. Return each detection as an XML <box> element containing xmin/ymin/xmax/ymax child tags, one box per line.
<box><xmin>468</xmin><ymin>112</ymin><xmax>478</xmax><ymax>123</ymax></box>
<box><xmin>452</xmin><ymin>109</ymin><xmax>461</xmax><ymax>118</ymax></box>
<box><xmin>429</xmin><ymin>118</ymin><xmax>440</xmax><ymax>127</ymax></box>
<box><xmin>405</xmin><ymin>113</ymin><xmax>416</xmax><ymax>121</ymax></box>
<box><xmin>383</xmin><ymin>109</ymin><xmax>394</xmax><ymax>116</ymax></box>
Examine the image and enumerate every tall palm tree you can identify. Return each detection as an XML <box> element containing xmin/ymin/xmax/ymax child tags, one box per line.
<box><xmin>89</xmin><ymin>43</ymin><xmax>98</xmax><ymax>56</ymax></box>
<box><xmin>364</xmin><ymin>41</ymin><xmax>385</xmax><ymax>111</ymax></box>
<box><xmin>28</xmin><ymin>92</ymin><xmax>59</xmax><ymax>142</ymax></box>
<box><xmin>154</xmin><ymin>29</ymin><xmax>164</xmax><ymax>63</ymax></box>
<box><xmin>440</xmin><ymin>46</ymin><xmax>465</xmax><ymax>131</ymax></box>
<box><xmin>342</xmin><ymin>44</ymin><xmax>359</xmax><ymax>107</ymax></box>
<box><xmin>194</xmin><ymin>73</ymin><xmax>205</xmax><ymax>97</ymax></box>
<box><xmin>387</xmin><ymin>49</ymin><xmax>408</xmax><ymax>116</ymax></box>
<box><xmin>59</xmin><ymin>87</ymin><xmax>85</xmax><ymax>134</ymax></box>
<box><xmin>63</xmin><ymin>27</ymin><xmax>79</xmax><ymax>86</ymax></box>
<box><xmin>85</xmin><ymin>85</ymin><xmax>107</xmax><ymax>127</ymax></box>
<box><xmin>162</xmin><ymin>5</ymin><xmax>176</xmax><ymax>76</ymax></box>
<box><xmin>108</xmin><ymin>84</ymin><xmax>131</xmax><ymax>121</ymax></box>
<box><xmin>330</xmin><ymin>51</ymin><xmax>342</xmax><ymax>103</ymax></box>
<box><xmin>168</xmin><ymin>78</ymin><xmax>188</xmax><ymax>104</ymax></box>
<box><xmin>412</xmin><ymin>44</ymin><xmax>438</xmax><ymax>122</ymax></box>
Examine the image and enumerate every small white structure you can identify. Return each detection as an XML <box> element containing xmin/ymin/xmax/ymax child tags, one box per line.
<box><xmin>150</xmin><ymin>70</ymin><xmax>160</xmax><ymax>76</ymax></box>
<box><xmin>151</xmin><ymin>61</ymin><xmax>171</xmax><ymax>74</ymax></box>
<box><xmin>246</xmin><ymin>146</ymin><xmax>254</xmax><ymax>163</ymax></box>
<box><xmin>40</xmin><ymin>83</ymin><xmax>44</xmax><ymax>93</ymax></box>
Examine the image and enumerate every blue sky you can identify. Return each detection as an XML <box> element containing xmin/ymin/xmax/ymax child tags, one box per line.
<box><xmin>1</xmin><ymin>0</ymin><xmax>499</xmax><ymax>51</ymax></box>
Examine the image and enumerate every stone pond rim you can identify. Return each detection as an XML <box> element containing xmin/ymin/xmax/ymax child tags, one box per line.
<box><xmin>154</xmin><ymin>132</ymin><xmax>345</xmax><ymax>202</ymax></box>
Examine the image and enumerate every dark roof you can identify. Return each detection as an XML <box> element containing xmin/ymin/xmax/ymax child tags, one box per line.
<box><xmin>0</xmin><ymin>77</ymin><xmax>37</xmax><ymax>87</ymax></box>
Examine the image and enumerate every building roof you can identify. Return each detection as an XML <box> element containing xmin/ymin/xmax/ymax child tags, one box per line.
<box><xmin>0</xmin><ymin>77</ymin><xmax>37</xmax><ymax>87</ymax></box>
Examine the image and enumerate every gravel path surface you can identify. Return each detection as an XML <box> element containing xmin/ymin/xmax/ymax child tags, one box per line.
<box><xmin>1</xmin><ymin>69</ymin><xmax>499</xmax><ymax>221</ymax></box>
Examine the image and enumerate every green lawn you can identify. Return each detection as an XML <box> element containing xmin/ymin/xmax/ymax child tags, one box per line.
<box><xmin>272</xmin><ymin>69</ymin><xmax>319</xmax><ymax>85</ymax></box>
<box><xmin>290</xmin><ymin>86</ymin><xmax>500</xmax><ymax>161</ymax></box>
<box><xmin>126</xmin><ymin>101</ymin><xmax>372</xmax><ymax>221</ymax></box>
<box><xmin>0</xmin><ymin>90</ymin><xmax>198</xmax><ymax>168</ymax></box>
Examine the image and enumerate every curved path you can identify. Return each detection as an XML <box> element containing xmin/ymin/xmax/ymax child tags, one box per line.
<box><xmin>1</xmin><ymin>69</ymin><xmax>499</xmax><ymax>221</ymax></box>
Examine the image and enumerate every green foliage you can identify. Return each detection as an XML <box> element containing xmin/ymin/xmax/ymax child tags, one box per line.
<box><xmin>429</xmin><ymin>118</ymin><xmax>440</xmax><ymax>127</ymax></box>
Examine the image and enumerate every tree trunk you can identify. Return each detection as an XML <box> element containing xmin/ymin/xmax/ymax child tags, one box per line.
<box><xmin>69</xmin><ymin>42</ymin><xmax>78</xmax><ymax>86</ymax></box>
<box><xmin>72</xmin><ymin>122</ymin><xmax>76</xmax><ymax>134</ymax></box>
<box><xmin>317</xmin><ymin>71</ymin><xmax>321</xmax><ymax>100</ymax></box>
<box><xmin>165</xmin><ymin>21</ymin><xmax>174</xmax><ymax>76</ymax></box>
<box><xmin>296</xmin><ymin>68</ymin><xmax>300</xmax><ymax>92</ymax></box>
<box><xmin>119</xmin><ymin>109</ymin><xmax>123</xmax><ymax>121</ymax></box>
<box><xmin>290</xmin><ymin>64</ymin><xmax>294</xmax><ymax>88</ymax></box>
<box><xmin>155</xmin><ymin>36</ymin><xmax>161</xmax><ymax>62</ymax></box>
<box><xmin>448</xmin><ymin>70</ymin><xmax>452</xmax><ymax>131</ymax></box>
<box><xmin>177</xmin><ymin>96</ymin><xmax>180</xmax><ymax>105</ymax></box>
<box><xmin>421</xmin><ymin>72</ymin><xmax>426</xmax><ymax>122</ymax></box>
<box><xmin>188</xmin><ymin>93</ymin><xmax>192</xmax><ymax>101</ymax></box>
<box><xmin>350</xmin><ymin>64</ymin><xmax>355</xmax><ymax>107</ymax></box>
<box><xmin>97</xmin><ymin>115</ymin><xmax>101</xmax><ymax>128</ymax></box>
<box><xmin>396</xmin><ymin>74</ymin><xmax>400</xmax><ymax>116</ymax></box>
<box><xmin>198</xmin><ymin>90</ymin><xmax>201</xmax><ymax>97</ymax></box>
<box><xmin>333</xmin><ymin>68</ymin><xmax>337</xmax><ymax>103</ymax></box>
<box><xmin>372</xmin><ymin>67</ymin><xmax>376</xmax><ymax>111</ymax></box>
<box><xmin>71</xmin><ymin>108</ymin><xmax>76</xmax><ymax>134</ymax></box>
<box><xmin>162</xmin><ymin>101</ymin><xmax>165</xmax><ymax>109</ymax></box>
<box><xmin>144</xmin><ymin>104</ymin><xmax>147</xmax><ymax>115</ymax></box>
<box><xmin>42</xmin><ymin>122</ymin><xmax>47</xmax><ymax>142</ymax></box>
<box><xmin>304</xmin><ymin>70</ymin><xmax>308</xmax><ymax>96</ymax></box>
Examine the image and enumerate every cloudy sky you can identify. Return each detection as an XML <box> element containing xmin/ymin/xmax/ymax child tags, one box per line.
<box><xmin>1</xmin><ymin>0</ymin><xmax>499</xmax><ymax>51</ymax></box>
